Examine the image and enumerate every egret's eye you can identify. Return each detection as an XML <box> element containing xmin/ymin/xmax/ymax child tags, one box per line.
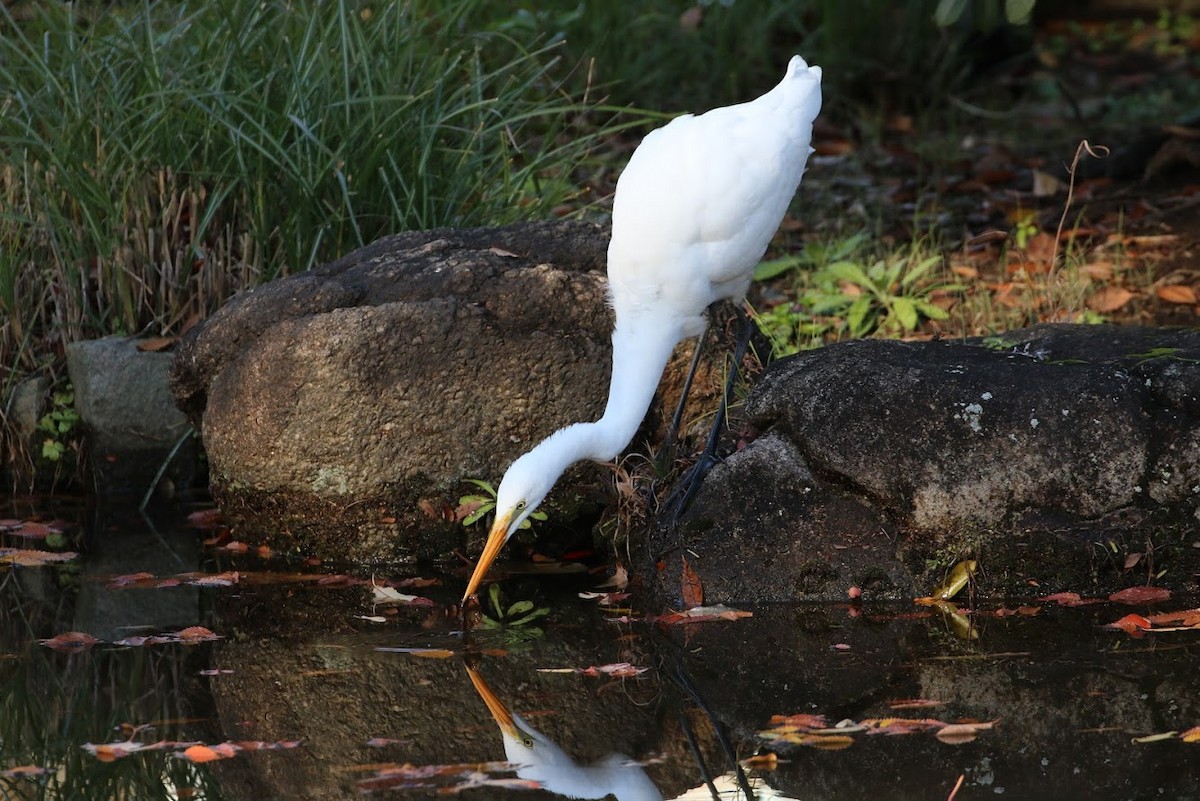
<box><xmin>515</xmin><ymin>500</ymin><xmax>527</xmax><ymax>511</ymax></box>
<box><xmin>522</xmin><ymin>736</ymin><xmax>534</xmax><ymax>748</ymax></box>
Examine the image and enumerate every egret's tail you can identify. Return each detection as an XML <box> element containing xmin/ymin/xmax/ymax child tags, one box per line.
<box><xmin>780</xmin><ymin>55</ymin><xmax>822</xmax><ymax>121</ymax></box>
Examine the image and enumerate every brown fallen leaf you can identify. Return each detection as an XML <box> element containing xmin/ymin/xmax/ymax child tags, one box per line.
<box><xmin>1088</xmin><ymin>286</ymin><xmax>1135</xmax><ymax>313</ymax></box>
<box><xmin>1109</xmin><ymin>586</ymin><xmax>1171</xmax><ymax>604</ymax></box>
<box><xmin>1157</xmin><ymin>284</ymin><xmax>1198</xmax><ymax>304</ymax></box>
<box><xmin>136</xmin><ymin>336</ymin><xmax>175</xmax><ymax>352</ymax></box>
<box><xmin>40</xmin><ymin>631</ymin><xmax>99</xmax><ymax>651</ymax></box>
<box><xmin>935</xmin><ymin>723</ymin><xmax>983</xmax><ymax>745</ymax></box>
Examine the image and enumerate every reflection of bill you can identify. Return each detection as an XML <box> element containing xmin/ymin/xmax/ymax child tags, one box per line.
<box><xmin>466</xmin><ymin>666</ymin><xmax>664</xmax><ymax>800</ymax></box>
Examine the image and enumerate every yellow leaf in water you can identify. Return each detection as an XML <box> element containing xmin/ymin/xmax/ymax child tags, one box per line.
<box><xmin>931</xmin><ymin>561</ymin><xmax>977</xmax><ymax>601</ymax></box>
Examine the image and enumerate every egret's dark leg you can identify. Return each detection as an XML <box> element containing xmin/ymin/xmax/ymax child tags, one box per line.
<box><xmin>664</xmin><ymin>305</ymin><xmax>754</xmax><ymax>522</ymax></box>
<box><xmin>678</xmin><ymin>711</ymin><xmax>721</xmax><ymax>801</ymax></box>
<box><xmin>667</xmin><ymin>659</ymin><xmax>757</xmax><ymax>799</ymax></box>
<box><xmin>662</xmin><ymin>329</ymin><xmax>707</xmax><ymax>456</ymax></box>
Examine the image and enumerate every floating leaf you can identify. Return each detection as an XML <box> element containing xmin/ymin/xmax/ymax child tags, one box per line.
<box><xmin>1104</xmin><ymin>613</ymin><xmax>1152</xmax><ymax>637</ymax></box>
<box><xmin>0</xmin><ymin>548</ymin><xmax>77</xmax><ymax>567</ymax></box>
<box><xmin>40</xmin><ymin>631</ymin><xmax>99</xmax><ymax>651</ymax></box>
<box><xmin>1109</xmin><ymin>586</ymin><xmax>1171</xmax><ymax>604</ymax></box>
<box><xmin>931</xmin><ymin>560</ymin><xmax>976</xmax><ymax>600</ymax></box>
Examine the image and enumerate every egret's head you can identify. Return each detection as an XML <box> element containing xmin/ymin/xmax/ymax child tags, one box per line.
<box><xmin>461</xmin><ymin>450</ymin><xmax>556</xmax><ymax>600</ymax></box>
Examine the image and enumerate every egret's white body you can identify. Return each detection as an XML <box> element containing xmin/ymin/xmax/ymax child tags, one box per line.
<box><xmin>463</xmin><ymin>57</ymin><xmax>822</xmax><ymax>599</ymax></box>
<box><xmin>467</xmin><ymin>667</ymin><xmax>663</xmax><ymax>800</ymax></box>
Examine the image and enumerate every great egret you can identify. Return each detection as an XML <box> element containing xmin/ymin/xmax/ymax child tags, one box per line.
<box><xmin>462</xmin><ymin>56</ymin><xmax>823</xmax><ymax>600</ymax></box>
<box><xmin>466</xmin><ymin>666</ymin><xmax>664</xmax><ymax>800</ymax></box>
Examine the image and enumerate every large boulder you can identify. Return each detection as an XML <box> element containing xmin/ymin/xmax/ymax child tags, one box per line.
<box><xmin>648</xmin><ymin>324</ymin><xmax>1200</xmax><ymax>605</ymax></box>
<box><xmin>171</xmin><ymin>221</ymin><xmax>624</xmax><ymax>562</ymax></box>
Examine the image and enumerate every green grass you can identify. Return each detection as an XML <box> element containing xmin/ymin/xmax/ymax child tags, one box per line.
<box><xmin>0</xmin><ymin>0</ymin><xmax>623</xmax><ymax>385</ymax></box>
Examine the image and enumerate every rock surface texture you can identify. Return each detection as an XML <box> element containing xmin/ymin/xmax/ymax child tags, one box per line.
<box><xmin>67</xmin><ymin>336</ymin><xmax>195</xmax><ymax>500</ymax></box>
<box><xmin>647</xmin><ymin>324</ymin><xmax>1200</xmax><ymax>604</ymax></box>
<box><xmin>171</xmin><ymin>221</ymin><xmax>618</xmax><ymax>562</ymax></box>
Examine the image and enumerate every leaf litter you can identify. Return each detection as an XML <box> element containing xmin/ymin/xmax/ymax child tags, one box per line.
<box><xmin>758</xmin><ymin>712</ymin><xmax>996</xmax><ymax>749</ymax></box>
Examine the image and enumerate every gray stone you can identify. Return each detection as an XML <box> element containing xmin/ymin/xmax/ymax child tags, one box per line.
<box><xmin>648</xmin><ymin>324</ymin><xmax>1200</xmax><ymax>605</ymax></box>
<box><xmin>170</xmin><ymin>221</ymin><xmax>636</xmax><ymax>562</ymax></box>
<box><xmin>66</xmin><ymin>336</ymin><xmax>194</xmax><ymax>499</ymax></box>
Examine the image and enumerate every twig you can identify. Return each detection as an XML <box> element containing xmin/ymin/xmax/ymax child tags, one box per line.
<box><xmin>947</xmin><ymin>773</ymin><xmax>966</xmax><ymax>801</ymax></box>
<box><xmin>1050</xmin><ymin>139</ymin><xmax>1110</xmax><ymax>278</ymax></box>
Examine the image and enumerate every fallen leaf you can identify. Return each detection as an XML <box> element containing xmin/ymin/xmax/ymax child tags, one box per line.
<box><xmin>136</xmin><ymin>336</ymin><xmax>175</xmax><ymax>352</ymax></box>
<box><xmin>1109</xmin><ymin>586</ymin><xmax>1171</xmax><ymax>604</ymax></box>
<box><xmin>40</xmin><ymin>631</ymin><xmax>99</xmax><ymax>651</ymax></box>
<box><xmin>1103</xmin><ymin>613</ymin><xmax>1152</xmax><ymax>637</ymax></box>
<box><xmin>931</xmin><ymin>560</ymin><xmax>976</xmax><ymax>601</ymax></box>
<box><xmin>1180</xmin><ymin>727</ymin><xmax>1200</xmax><ymax>743</ymax></box>
<box><xmin>1080</xmin><ymin>261</ymin><xmax>1114</xmax><ymax>280</ymax></box>
<box><xmin>181</xmin><ymin>745</ymin><xmax>225</xmax><ymax>763</ymax></box>
<box><xmin>1132</xmin><ymin>731</ymin><xmax>1178</xmax><ymax>744</ymax></box>
<box><xmin>936</xmin><ymin>724</ymin><xmax>984</xmax><ymax>743</ymax></box>
<box><xmin>0</xmin><ymin>548</ymin><xmax>77</xmax><ymax>567</ymax></box>
<box><xmin>1123</xmin><ymin>552</ymin><xmax>1143</xmax><ymax>569</ymax></box>
<box><xmin>177</xmin><ymin>626</ymin><xmax>222</xmax><ymax>644</ymax></box>
<box><xmin>1088</xmin><ymin>286</ymin><xmax>1135</xmax><ymax>313</ymax></box>
<box><xmin>1157</xmin><ymin>284</ymin><xmax>1198</xmax><ymax>304</ymax></box>
<box><xmin>740</xmin><ymin>752</ymin><xmax>777</xmax><ymax>769</ymax></box>
<box><xmin>371</xmin><ymin>585</ymin><xmax>434</xmax><ymax>606</ymax></box>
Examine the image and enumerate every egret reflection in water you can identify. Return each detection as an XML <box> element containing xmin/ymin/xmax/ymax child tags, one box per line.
<box><xmin>466</xmin><ymin>665</ymin><xmax>664</xmax><ymax>800</ymax></box>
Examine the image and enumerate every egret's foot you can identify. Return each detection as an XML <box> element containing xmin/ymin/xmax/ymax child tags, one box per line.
<box><xmin>663</xmin><ymin>450</ymin><xmax>721</xmax><ymax>525</ymax></box>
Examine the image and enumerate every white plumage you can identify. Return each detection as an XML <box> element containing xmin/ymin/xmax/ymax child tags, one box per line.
<box><xmin>467</xmin><ymin>667</ymin><xmax>663</xmax><ymax>800</ymax></box>
<box><xmin>463</xmin><ymin>56</ymin><xmax>823</xmax><ymax>600</ymax></box>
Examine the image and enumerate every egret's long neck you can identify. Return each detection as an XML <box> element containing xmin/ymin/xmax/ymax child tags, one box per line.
<box><xmin>594</xmin><ymin>314</ymin><xmax>682</xmax><ymax>459</ymax></box>
<box><xmin>521</xmin><ymin>314</ymin><xmax>682</xmax><ymax>475</ymax></box>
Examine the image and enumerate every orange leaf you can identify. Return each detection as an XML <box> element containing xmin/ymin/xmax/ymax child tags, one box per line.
<box><xmin>1156</xmin><ymin>284</ymin><xmax>1198</xmax><ymax>304</ymax></box>
<box><xmin>177</xmin><ymin>626</ymin><xmax>221</xmax><ymax>644</ymax></box>
<box><xmin>182</xmin><ymin>745</ymin><xmax>222</xmax><ymax>763</ymax></box>
<box><xmin>1087</xmin><ymin>287</ymin><xmax>1135</xmax><ymax>313</ymax></box>
<box><xmin>680</xmin><ymin>556</ymin><xmax>704</xmax><ymax>609</ymax></box>
<box><xmin>1104</xmin><ymin>613</ymin><xmax>1152</xmax><ymax>636</ymax></box>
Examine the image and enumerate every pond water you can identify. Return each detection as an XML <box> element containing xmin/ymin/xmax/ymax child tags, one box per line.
<box><xmin>2</xmin><ymin>497</ymin><xmax>1198</xmax><ymax>800</ymax></box>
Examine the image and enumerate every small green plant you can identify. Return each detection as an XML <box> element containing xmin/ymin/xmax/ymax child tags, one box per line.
<box><xmin>458</xmin><ymin>479</ymin><xmax>547</xmax><ymax>529</ymax></box>
<box><xmin>805</xmin><ymin>251</ymin><xmax>957</xmax><ymax>337</ymax></box>
<box><xmin>479</xmin><ymin>584</ymin><xmax>550</xmax><ymax>644</ymax></box>
<box><xmin>753</xmin><ymin>235</ymin><xmax>962</xmax><ymax>354</ymax></box>
<box><xmin>38</xmin><ymin>389</ymin><xmax>80</xmax><ymax>463</ymax></box>
<box><xmin>1012</xmin><ymin>211</ymin><xmax>1038</xmax><ymax>250</ymax></box>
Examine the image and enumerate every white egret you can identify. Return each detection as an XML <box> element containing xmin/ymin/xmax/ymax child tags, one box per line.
<box><xmin>466</xmin><ymin>666</ymin><xmax>664</xmax><ymax>800</ymax></box>
<box><xmin>463</xmin><ymin>56</ymin><xmax>823</xmax><ymax>600</ymax></box>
